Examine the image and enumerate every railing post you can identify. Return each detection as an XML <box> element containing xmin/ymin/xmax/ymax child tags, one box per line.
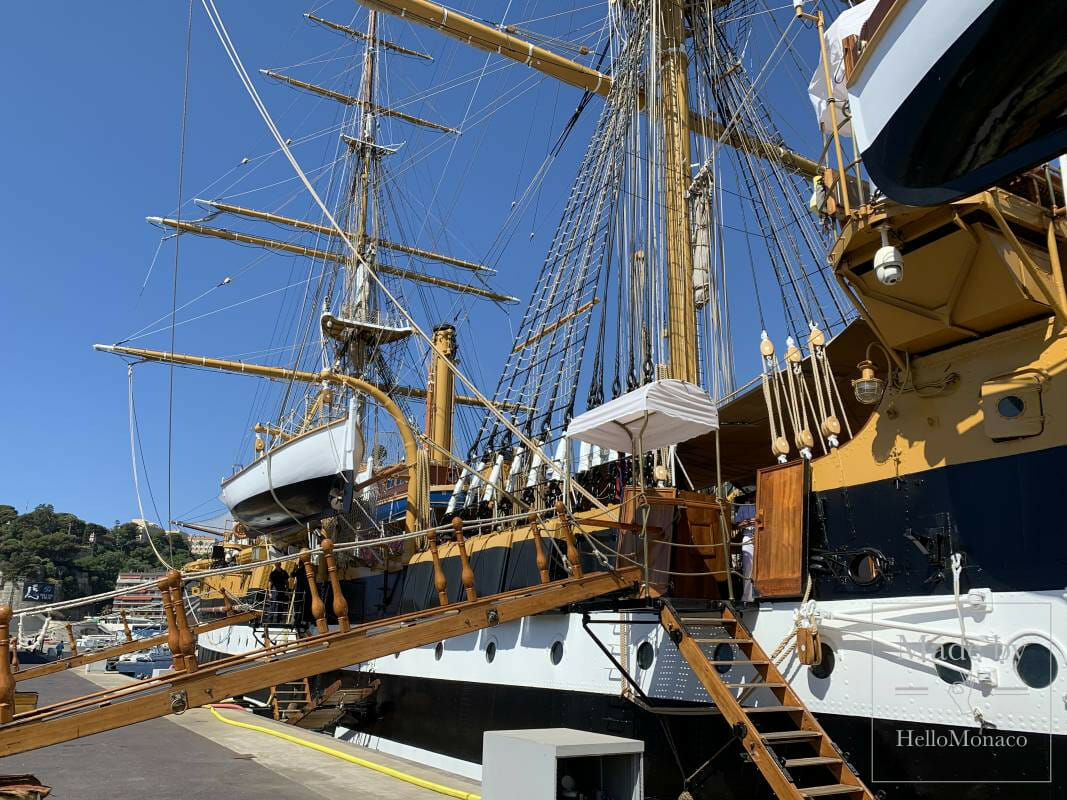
<box><xmin>223</xmin><ymin>591</ymin><xmax>233</xmax><ymax>617</ymax></box>
<box><xmin>9</xmin><ymin>637</ymin><xmax>19</xmax><ymax>674</ymax></box>
<box><xmin>0</xmin><ymin>607</ymin><xmax>15</xmax><ymax>723</ymax></box>
<box><xmin>529</xmin><ymin>513</ymin><xmax>550</xmax><ymax>584</ymax></box>
<box><xmin>452</xmin><ymin>517</ymin><xmax>477</xmax><ymax>602</ymax></box>
<box><xmin>65</xmin><ymin>623</ymin><xmax>78</xmax><ymax>657</ymax></box>
<box><xmin>169</xmin><ymin>571</ymin><xmax>198</xmax><ymax>673</ymax></box>
<box><xmin>119</xmin><ymin>609</ymin><xmax>133</xmax><ymax>643</ymax></box>
<box><xmin>158</xmin><ymin>575</ymin><xmax>184</xmax><ymax>671</ymax></box>
<box><xmin>427</xmin><ymin>529</ymin><xmax>449</xmax><ymax>607</ymax></box>
<box><xmin>555</xmin><ymin>500</ymin><xmax>582</xmax><ymax>577</ymax></box>
<box><xmin>300</xmin><ymin>549</ymin><xmax>328</xmax><ymax>634</ymax></box>
<box><xmin>321</xmin><ymin>539</ymin><xmax>350</xmax><ymax>632</ymax></box>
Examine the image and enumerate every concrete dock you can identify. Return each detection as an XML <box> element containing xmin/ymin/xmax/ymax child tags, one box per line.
<box><xmin>4</xmin><ymin>670</ymin><xmax>481</xmax><ymax>800</ymax></box>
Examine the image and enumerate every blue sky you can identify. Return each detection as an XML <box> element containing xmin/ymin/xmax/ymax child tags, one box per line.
<box><xmin>1</xmin><ymin>1</ymin><xmax>834</xmax><ymax>529</ymax></box>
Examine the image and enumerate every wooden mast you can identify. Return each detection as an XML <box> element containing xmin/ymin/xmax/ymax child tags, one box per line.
<box><xmin>659</xmin><ymin>0</ymin><xmax>698</xmax><ymax>383</ymax></box>
<box><xmin>425</xmin><ymin>324</ymin><xmax>457</xmax><ymax>465</ymax></box>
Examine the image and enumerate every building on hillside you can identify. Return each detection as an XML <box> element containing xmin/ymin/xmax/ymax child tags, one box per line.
<box><xmin>112</xmin><ymin>572</ymin><xmax>167</xmax><ymax>620</ymax></box>
<box><xmin>185</xmin><ymin>533</ymin><xmax>218</xmax><ymax>557</ymax></box>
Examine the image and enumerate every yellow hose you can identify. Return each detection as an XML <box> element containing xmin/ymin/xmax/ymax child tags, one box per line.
<box><xmin>207</xmin><ymin>706</ymin><xmax>481</xmax><ymax>800</ymax></box>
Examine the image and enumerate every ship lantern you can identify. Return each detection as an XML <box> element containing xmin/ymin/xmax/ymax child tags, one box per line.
<box><xmin>852</xmin><ymin>360</ymin><xmax>884</xmax><ymax>405</ymax></box>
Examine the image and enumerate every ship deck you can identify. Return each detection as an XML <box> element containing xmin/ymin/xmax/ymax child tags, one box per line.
<box><xmin>4</xmin><ymin>670</ymin><xmax>482</xmax><ymax>799</ymax></box>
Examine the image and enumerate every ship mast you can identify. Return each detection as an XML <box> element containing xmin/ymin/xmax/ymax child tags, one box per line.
<box><xmin>659</xmin><ymin>0</ymin><xmax>698</xmax><ymax>383</ymax></box>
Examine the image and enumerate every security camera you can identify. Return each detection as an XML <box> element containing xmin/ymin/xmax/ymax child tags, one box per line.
<box><xmin>874</xmin><ymin>226</ymin><xmax>903</xmax><ymax>286</ymax></box>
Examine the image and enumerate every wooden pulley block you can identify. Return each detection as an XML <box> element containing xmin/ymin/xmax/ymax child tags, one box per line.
<box><xmin>796</xmin><ymin>626</ymin><xmax>822</xmax><ymax>667</ymax></box>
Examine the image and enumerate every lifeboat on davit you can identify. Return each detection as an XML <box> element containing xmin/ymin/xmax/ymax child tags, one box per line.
<box><xmin>220</xmin><ymin>398</ymin><xmax>363</xmax><ymax>534</ymax></box>
<box><xmin>812</xmin><ymin>0</ymin><xmax>1067</xmax><ymax>206</ymax></box>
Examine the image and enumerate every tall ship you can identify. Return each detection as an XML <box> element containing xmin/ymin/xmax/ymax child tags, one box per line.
<box><xmin>81</xmin><ymin>1</ymin><xmax>1066</xmax><ymax>798</ymax></box>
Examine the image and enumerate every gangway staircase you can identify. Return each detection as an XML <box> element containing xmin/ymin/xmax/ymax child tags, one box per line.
<box><xmin>660</xmin><ymin>601</ymin><xmax>875</xmax><ymax>799</ymax></box>
<box><xmin>0</xmin><ymin>554</ymin><xmax>641</xmax><ymax>757</ymax></box>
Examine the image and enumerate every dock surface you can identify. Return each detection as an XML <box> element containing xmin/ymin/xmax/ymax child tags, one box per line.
<box><xmin>5</xmin><ymin>670</ymin><xmax>481</xmax><ymax>800</ymax></box>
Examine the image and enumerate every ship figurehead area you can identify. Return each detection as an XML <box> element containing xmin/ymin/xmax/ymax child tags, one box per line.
<box><xmin>8</xmin><ymin>1</ymin><xmax>1067</xmax><ymax>798</ymax></box>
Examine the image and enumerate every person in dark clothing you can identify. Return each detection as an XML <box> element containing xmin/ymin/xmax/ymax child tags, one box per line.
<box><xmin>267</xmin><ymin>563</ymin><xmax>290</xmax><ymax>623</ymax></box>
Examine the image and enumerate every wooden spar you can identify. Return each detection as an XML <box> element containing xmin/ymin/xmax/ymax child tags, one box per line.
<box><xmin>304</xmin><ymin>13</ymin><xmax>432</xmax><ymax>61</ymax></box>
<box><xmin>357</xmin><ymin>0</ymin><xmax>821</xmax><ymax>178</ymax></box>
<box><xmin>260</xmin><ymin>69</ymin><xmax>458</xmax><ymax>134</ymax></box>
<box><xmin>195</xmin><ymin>199</ymin><xmax>495</xmax><ymax>274</ymax></box>
<box><xmin>93</xmin><ymin>344</ymin><xmax>424</xmax><ymax>534</ymax></box>
<box><xmin>510</xmin><ymin>298</ymin><xmax>599</xmax><ymax>353</ymax></box>
<box><xmin>145</xmin><ymin>217</ymin><xmax>518</xmax><ymax>303</ymax></box>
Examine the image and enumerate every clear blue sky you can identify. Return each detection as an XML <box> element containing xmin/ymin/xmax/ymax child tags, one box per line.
<box><xmin>1</xmin><ymin>2</ymin><xmax>830</xmax><ymax>529</ymax></box>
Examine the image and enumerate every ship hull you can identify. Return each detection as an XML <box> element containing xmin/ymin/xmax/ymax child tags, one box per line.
<box><xmin>200</xmin><ymin>584</ymin><xmax>1066</xmax><ymax>798</ymax></box>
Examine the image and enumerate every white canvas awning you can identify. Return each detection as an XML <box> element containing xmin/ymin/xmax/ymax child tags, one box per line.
<box><xmin>565</xmin><ymin>380</ymin><xmax>718</xmax><ymax>454</ymax></box>
<box><xmin>807</xmin><ymin>0</ymin><xmax>875</xmax><ymax>137</ymax></box>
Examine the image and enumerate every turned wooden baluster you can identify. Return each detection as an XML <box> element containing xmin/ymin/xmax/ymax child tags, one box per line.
<box><xmin>119</xmin><ymin>609</ymin><xmax>133</xmax><ymax>643</ymax></box>
<box><xmin>427</xmin><ymin>529</ymin><xmax>449</xmax><ymax>607</ymax></box>
<box><xmin>529</xmin><ymin>513</ymin><xmax>550</xmax><ymax>585</ymax></box>
<box><xmin>223</xmin><ymin>591</ymin><xmax>233</xmax><ymax>617</ymax></box>
<box><xmin>168</xmin><ymin>570</ymin><xmax>198</xmax><ymax>673</ymax></box>
<box><xmin>300</xmin><ymin>549</ymin><xmax>328</xmax><ymax>634</ymax></box>
<box><xmin>65</xmin><ymin>623</ymin><xmax>78</xmax><ymax>657</ymax></box>
<box><xmin>158</xmin><ymin>575</ymin><xmax>184</xmax><ymax>671</ymax></box>
<box><xmin>321</xmin><ymin>539</ymin><xmax>350</xmax><ymax>632</ymax></box>
<box><xmin>452</xmin><ymin>517</ymin><xmax>477</xmax><ymax>601</ymax></box>
<box><xmin>9</xmin><ymin>638</ymin><xmax>19</xmax><ymax>673</ymax></box>
<box><xmin>555</xmin><ymin>500</ymin><xmax>582</xmax><ymax>577</ymax></box>
<box><xmin>0</xmin><ymin>607</ymin><xmax>14</xmax><ymax>723</ymax></box>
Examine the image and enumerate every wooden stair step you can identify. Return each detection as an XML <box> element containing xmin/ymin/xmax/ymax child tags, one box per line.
<box><xmin>693</xmin><ymin>637</ymin><xmax>749</xmax><ymax>644</ymax></box>
<box><xmin>801</xmin><ymin>784</ymin><xmax>865</xmax><ymax>797</ymax></box>
<box><xmin>707</xmin><ymin>659</ymin><xmax>769</xmax><ymax>665</ymax></box>
<box><xmin>742</xmin><ymin>705</ymin><xmax>803</xmax><ymax>713</ymax></box>
<box><xmin>723</xmin><ymin>681</ymin><xmax>785</xmax><ymax>688</ymax></box>
<box><xmin>784</xmin><ymin>756</ymin><xmax>843</xmax><ymax>768</ymax></box>
<box><xmin>761</xmin><ymin>730</ymin><xmax>824</xmax><ymax>742</ymax></box>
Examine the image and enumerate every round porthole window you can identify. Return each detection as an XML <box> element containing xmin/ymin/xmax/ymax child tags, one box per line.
<box><xmin>848</xmin><ymin>551</ymin><xmax>882</xmax><ymax>586</ymax></box>
<box><xmin>636</xmin><ymin>641</ymin><xmax>654</xmax><ymax>670</ymax></box>
<box><xmin>1015</xmin><ymin>643</ymin><xmax>1058</xmax><ymax>689</ymax></box>
<box><xmin>485</xmin><ymin>641</ymin><xmax>497</xmax><ymax>664</ymax></box>
<box><xmin>712</xmin><ymin>642</ymin><xmax>735</xmax><ymax>674</ymax></box>
<box><xmin>997</xmin><ymin>395</ymin><xmax>1026</xmax><ymax>418</ymax></box>
<box><xmin>434</xmin><ymin>641</ymin><xmax>444</xmax><ymax>661</ymax></box>
<box><xmin>810</xmin><ymin>643</ymin><xmax>835</xmax><ymax>680</ymax></box>
<box><xmin>550</xmin><ymin>640</ymin><xmax>564</xmax><ymax>665</ymax></box>
<box><xmin>935</xmin><ymin>642</ymin><xmax>971</xmax><ymax>684</ymax></box>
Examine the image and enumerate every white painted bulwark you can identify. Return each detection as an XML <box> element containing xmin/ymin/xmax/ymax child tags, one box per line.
<box><xmin>482</xmin><ymin>728</ymin><xmax>643</xmax><ymax>800</ymax></box>
<box><xmin>566</xmin><ymin>379</ymin><xmax>718</xmax><ymax>453</ymax></box>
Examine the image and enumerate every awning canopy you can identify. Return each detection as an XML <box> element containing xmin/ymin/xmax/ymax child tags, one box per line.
<box><xmin>565</xmin><ymin>379</ymin><xmax>718</xmax><ymax>454</ymax></box>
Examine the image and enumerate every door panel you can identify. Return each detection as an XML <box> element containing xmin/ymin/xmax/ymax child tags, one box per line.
<box><xmin>753</xmin><ymin>459</ymin><xmax>808</xmax><ymax>598</ymax></box>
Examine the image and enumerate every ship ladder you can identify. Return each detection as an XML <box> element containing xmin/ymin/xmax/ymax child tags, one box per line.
<box><xmin>269</xmin><ymin>676</ymin><xmax>312</xmax><ymax>722</ymax></box>
<box><xmin>660</xmin><ymin>601</ymin><xmax>874</xmax><ymax>799</ymax></box>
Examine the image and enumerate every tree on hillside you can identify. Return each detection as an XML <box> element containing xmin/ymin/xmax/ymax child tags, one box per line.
<box><xmin>0</xmin><ymin>504</ymin><xmax>193</xmax><ymax>600</ymax></box>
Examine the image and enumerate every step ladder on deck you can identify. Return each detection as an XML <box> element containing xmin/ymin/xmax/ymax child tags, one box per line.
<box><xmin>659</xmin><ymin>601</ymin><xmax>874</xmax><ymax>800</ymax></box>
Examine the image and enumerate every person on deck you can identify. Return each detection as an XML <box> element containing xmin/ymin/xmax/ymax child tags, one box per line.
<box><xmin>267</xmin><ymin>563</ymin><xmax>290</xmax><ymax>624</ymax></box>
<box><xmin>733</xmin><ymin>499</ymin><xmax>757</xmax><ymax>604</ymax></box>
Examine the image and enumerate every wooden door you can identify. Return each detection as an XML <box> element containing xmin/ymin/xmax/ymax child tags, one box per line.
<box><xmin>752</xmin><ymin>459</ymin><xmax>808</xmax><ymax>598</ymax></box>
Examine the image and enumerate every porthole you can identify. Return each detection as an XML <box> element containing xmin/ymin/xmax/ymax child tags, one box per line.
<box><xmin>636</xmin><ymin>641</ymin><xmax>654</xmax><ymax>670</ymax></box>
<box><xmin>848</xmin><ymin>551</ymin><xmax>882</xmax><ymax>586</ymax></box>
<box><xmin>810</xmin><ymin>643</ymin><xmax>835</xmax><ymax>680</ymax></box>
<box><xmin>997</xmin><ymin>395</ymin><xmax>1026</xmax><ymax>418</ymax></box>
<box><xmin>935</xmin><ymin>642</ymin><xmax>971</xmax><ymax>684</ymax></box>
<box><xmin>550</xmin><ymin>640</ymin><xmax>564</xmax><ymax>665</ymax></box>
<box><xmin>712</xmin><ymin>642</ymin><xmax>735</xmax><ymax>674</ymax></box>
<box><xmin>485</xmin><ymin>641</ymin><xmax>497</xmax><ymax>664</ymax></box>
<box><xmin>1015</xmin><ymin>643</ymin><xmax>1058</xmax><ymax>689</ymax></box>
<box><xmin>434</xmin><ymin>641</ymin><xmax>444</xmax><ymax>661</ymax></box>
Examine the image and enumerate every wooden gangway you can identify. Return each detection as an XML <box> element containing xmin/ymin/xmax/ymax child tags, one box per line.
<box><xmin>0</xmin><ymin>532</ymin><xmax>640</xmax><ymax>757</ymax></box>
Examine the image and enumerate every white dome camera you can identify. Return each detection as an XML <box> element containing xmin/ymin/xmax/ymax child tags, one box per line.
<box><xmin>874</xmin><ymin>226</ymin><xmax>903</xmax><ymax>286</ymax></box>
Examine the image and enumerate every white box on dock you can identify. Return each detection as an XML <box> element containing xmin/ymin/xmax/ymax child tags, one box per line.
<box><xmin>482</xmin><ymin>728</ymin><xmax>643</xmax><ymax>800</ymax></box>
